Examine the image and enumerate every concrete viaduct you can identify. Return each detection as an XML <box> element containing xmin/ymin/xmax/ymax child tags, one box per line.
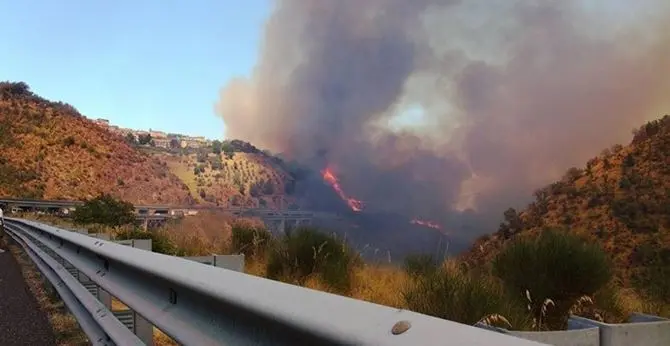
<box><xmin>0</xmin><ymin>198</ymin><xmax>337</xmax><ymax>232</ymax></box>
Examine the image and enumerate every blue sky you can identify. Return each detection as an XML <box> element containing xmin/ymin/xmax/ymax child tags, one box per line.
<box><xmin>0</xmin><ymin>0</ymin><xmax>270</xmax><ymax>139</ymax></box>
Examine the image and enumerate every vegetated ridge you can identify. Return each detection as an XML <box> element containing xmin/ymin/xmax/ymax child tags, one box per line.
<box><xmin>463</xmin><ymin>115</ymin><xmax>670</xmax><ymax>294</ymax></box>
<box><xmin>0</xmin><ymin>81</ymin><xmax>195</xmax><ymax>204</ymax></box>
<box><xmin>0</xmin><ymin>81</ymin><xmax>306</xmax><ymax>209</ymax></box>
<box><xmin>148</xmin><ymin>141</ymin><xmax>301</xmax><ymax>209</ymax></box>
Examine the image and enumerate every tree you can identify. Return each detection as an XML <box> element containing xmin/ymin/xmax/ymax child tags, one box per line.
<box><xmin>0</xmin><ymin>81</ymin><xmax>31</xmax><ymax>98</ymax></box>
<box><xmin>208</xmin><ymin>156</ymin><xmax>223</xmax><ymax>170</ymax></box>
<box><xmin>212</xmin><ymin>140</ymin><xmax>223</xmax><ymax>154</ymax></box>
<box><xmin>169</xmin><ymin>138</ymin><xmax>180</xmax><ymax>149</ymax></box>
<box><xmin>72</xmin><ymin>194</ymin><xmax>137</xmax><ymax>227</ymax></box>
<box><xmin>262</xmin><ymin>180</ymin><xmax>275</xmax><ymax>195</ymax></box>
<box><xmin>196</xmin><ymin>151</ymin><xmax>208</xmax><ymax>163</ymax></box>
<box><xmin>632</xmin><ymin>243</ymin><xmax>670</xmax><ymax>304</ymax></box>
<box><xmin>623</xmin><ymin>154</ymin><xmax>635</xmax><ymax>168</ymax></box>
<box><xmin>493</xmin><ymin>229</ymin><xmax>612</xmax><ymax>330</ymax></box>
<box><xmin>221</xmin><ymin>141</ymin><xmax>234</xmax><ymax>154</ymax></box>
<box><xmin>498</xmin><ymin>208</ymin><xmax>523</xmax><ymax>237</ymax></box>
<box><xmin>564</xmin><ymin>167</ymin><xmax>582</xmax><ymax>183</ymax></box>
<box><xmin>138</xmin><ymin>134</ymin><xmax>152</xmax><ymax>145</ymax></box>
<box><xmin>125</xmin><ymin>133</ymin><xmax>137</xmax><ymax>145</ymax></box>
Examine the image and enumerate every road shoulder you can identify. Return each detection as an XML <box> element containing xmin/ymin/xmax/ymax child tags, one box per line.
<box><xmin>0</xmin><ymin>239</ymin><xmax>57</xmax><ymax>346</ymax></box>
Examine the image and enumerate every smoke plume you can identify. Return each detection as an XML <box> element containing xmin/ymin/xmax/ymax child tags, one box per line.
<box><xmin>216</xmin><ymin>0</ymin><xmax>670</xmax><ymax>242</ymax></box>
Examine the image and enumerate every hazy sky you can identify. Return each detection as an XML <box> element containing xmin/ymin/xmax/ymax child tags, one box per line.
<box><xmin>0</xmin><ymin>0</ymin><xmax>270</xmax><ymax>139</ymax></box>
<box><xmin>0</xmin><ymin>0</ymin><xmax>651</xmax><ymax>141</ymax></box>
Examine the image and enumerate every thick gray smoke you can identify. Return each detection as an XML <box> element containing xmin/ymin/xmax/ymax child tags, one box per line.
<box><xmin>217</xmin><ymin>0</ymin><xmax>670</xmax><ymax>241</ymax></box>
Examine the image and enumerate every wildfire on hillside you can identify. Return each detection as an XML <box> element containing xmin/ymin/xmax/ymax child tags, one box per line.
<box><xmin>410</xmin><ymin>219</ymin><xmax>442</xmax><ymax>230</ymax></box>
<box><xmin>323</xmin><ymin>167</ymin><xmax>444</xmax><ymax>232</ymax></box>
<box><xmin>322</xmin><ymin>167</ymin><xmax>364</xmax><ymax>212</ymax></box>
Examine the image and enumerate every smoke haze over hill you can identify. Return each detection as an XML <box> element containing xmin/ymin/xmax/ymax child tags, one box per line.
<box><xmin>216</xmin><ymin>0</ymin><xmax>670</xmax><ymax>242</ymax></box>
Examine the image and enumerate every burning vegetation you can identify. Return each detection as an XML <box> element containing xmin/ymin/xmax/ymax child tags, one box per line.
<box><xmin>217</xmin><ymin>0</ymin><xmax>670</xmax><ymax>245</ymax></box>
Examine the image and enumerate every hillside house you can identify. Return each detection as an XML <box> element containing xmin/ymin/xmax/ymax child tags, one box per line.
<box><xmin>180</xmin><ymin>136</ymin><xmax>208</xmax><ymax>148</ymax></box>
<box><xmin>150</xmin><ymin>130</ymin><xmax>167</xmax><ymax>139</ymax></box>
<box><xmin>94</xmin><ymin>118</ymin><xmax>110</xmax><ymax>128</ymax></box>
<box><xmin>153</xmin><ymin>138</ymin><xmax>171</xmax><ymax>149</ymax></box>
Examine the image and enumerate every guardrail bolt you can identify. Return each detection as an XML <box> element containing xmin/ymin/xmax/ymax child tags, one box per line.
<box><xmin>391</xmin><ymin>320</ymin><xmax>411</xmax><ymax>335</ymax></box>
<box><xmin>169</xmin><ymin>288</ymin><xmax>177</xmax><ymax>304</ymax></box>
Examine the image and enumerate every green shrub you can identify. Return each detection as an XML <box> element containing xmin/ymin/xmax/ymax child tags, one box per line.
<box><xmin>632</xmin><ymin>243</ymin><xmax>670</xmax><ymax>304</ymax></box>
<box><xmin>403</xmin><ymin>254</ymin><xmax>438</xmax><ymax>278</ymax></box>
<box><xmin>403</xmin><ymin>263</ymin><xmax>531</xmax><ymax>329</ymax></box>
<box><xmin>72</xmin><ymin>194</ymin><xmax>137</xmax><ymax>227</ymax></box>
<box><xmin>114</xmin><ymin>229</ymin><xmax>180</xmax><ymax>255</ymax></box>
<box><xmin>230</xmin><ymin>223</ymin><xmax>273</xmax><ymax>259</ymax></box>
<box><xmin>493</xmin><ymin>229</ymin><xmax>612</xmax><ymax>329</ymax></box>
<box><xmin>266</xmin><ymin>227</ymin><xmax>359</xmax><ymax>293</ymax></box>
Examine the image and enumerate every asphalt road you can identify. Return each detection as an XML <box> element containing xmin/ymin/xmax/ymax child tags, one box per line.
<box><xmin>0</xmin><ymin>236</ymin><xmax>56</xmax><ymax>346</ymax></box>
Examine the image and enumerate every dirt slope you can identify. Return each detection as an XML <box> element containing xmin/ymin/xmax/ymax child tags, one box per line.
<box><xmin>0</xmin><ymin>82</ymin><xmax>194</xmax><ymax>205</ymax></box>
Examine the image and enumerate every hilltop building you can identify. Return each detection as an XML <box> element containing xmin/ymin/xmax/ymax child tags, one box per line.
<box><xmin>85</xmin><ymin>116</ymin><xmax>213</xmax><ymax>149</ymax></box>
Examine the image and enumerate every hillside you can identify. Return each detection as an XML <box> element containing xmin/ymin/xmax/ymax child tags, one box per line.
<box><xmin>0</xmin><ymin>82</ymin><xmax>195</xmax><ymax>204</ymax></box>
<box><xmin>462</xmin><ymin>115</ymin><xmax>670</xmax><ymax>289</ymax></box>
<box><xmin>144</xmin><ymin>140</ymin><xmax>301</xmax><ymax>209</ymax></box>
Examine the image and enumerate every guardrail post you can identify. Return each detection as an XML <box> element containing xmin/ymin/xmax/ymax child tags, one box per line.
<box><xmin>114</xmin><ymin>238</ymin><xmax>154</xmax><ymax>346</ymax></box>
<box><xmin>183</xmin><ymin>254</ymin><xmax>245</xmax><ymax>272</ymax></box>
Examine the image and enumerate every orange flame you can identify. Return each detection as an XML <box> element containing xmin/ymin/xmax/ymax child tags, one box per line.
<box><xmin>410</xmin><ymin>219</ymin><xmax>442</xmax><ymax>230</ymax></box>
<box><xmin>322</xmin><ymin>167</ymin><xmax>364</xmax><ymax>212</ymax></box>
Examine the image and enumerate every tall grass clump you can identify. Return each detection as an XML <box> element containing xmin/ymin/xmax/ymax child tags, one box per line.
<box><xmin>403</xmin><ymin>254</ymin><xmax>439</xmax><ymax>278</ymax></box>
<box><xmin>493</xmin><ymin>229</ymin><xmax>612</xmax><ymax>329</ymax></box>
<box><xmin>266</xmin><ymin>227</ymin><xmax>360</xmax><ymax>293</ymax></box>
<box><xmin>402</xmin><ymin>260</ymin><xmax>531</xmax><ymax>329</ymax></box>
<box><xmin>229</xmin><ymin>221</ymin><xmax>273</xmax><ymax>260</ymax></box>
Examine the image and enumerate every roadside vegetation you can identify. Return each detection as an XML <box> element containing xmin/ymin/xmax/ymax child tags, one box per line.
<box><xmin>18</xmin><ymin>194</ymin><xmax>670</xmax><ymax>345</ymax></box>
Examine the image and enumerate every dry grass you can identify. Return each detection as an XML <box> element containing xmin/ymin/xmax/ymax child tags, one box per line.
<box><xmin>18</xmin><ymin>212</ymin><xmax>670</xmax><ymax>339</ymax></box>
<box><xmin>166</xmin><ymin>159</ymin><xmax>203</xmax><ymax>202</ymax></box>
<box><xmin>159</xmin><ymin>211</ymin><xmax>266</xmax><ymax>256</ymax></box>
<box><xmin>110</xmin><ymin>297</ymin><xmax>128</xmax><ymax>311</ymax></box>
<box><xmin>154</xmin><ymin>328</ymin><xmax>179</xmax><ymax>346</ymax></box>
<box><xmin>350</xmin><ymin>265</ymin><xmax>407</xmax><ymax>308</ymax></box>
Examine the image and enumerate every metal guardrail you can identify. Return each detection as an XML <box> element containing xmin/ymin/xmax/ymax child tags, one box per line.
<box><xmin>3</xmin><ymin>218</ymin><xmax>547</xmax><ymax>346</ymax></box>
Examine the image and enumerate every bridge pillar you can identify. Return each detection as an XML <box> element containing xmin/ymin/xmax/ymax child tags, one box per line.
<box><xmin>142</xmin><ymin>218</ymin><xmax>148</xmax><ymax>232</ymax></box>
